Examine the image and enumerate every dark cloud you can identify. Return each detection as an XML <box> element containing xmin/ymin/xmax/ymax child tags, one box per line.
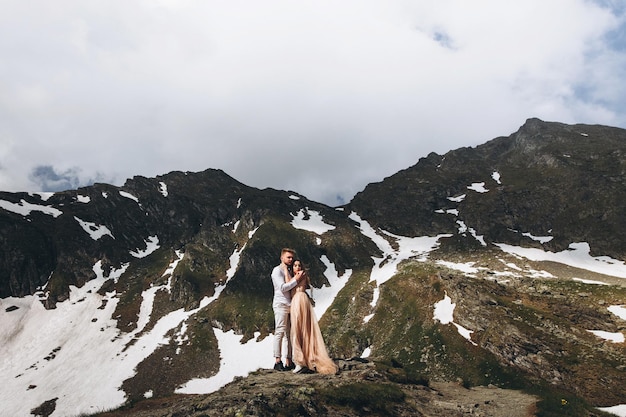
<box><xmin>29</xmin><ymin>165</ymin><xmax>93</xmax><ymax>192</ymax></box>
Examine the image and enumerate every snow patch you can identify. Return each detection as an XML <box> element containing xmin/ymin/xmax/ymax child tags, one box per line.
<box><xmin>350</xmin><ymin>212</ymin><xmax>451</xmax><ymax>323</ymax></box>
<box><xmin>608</xmin><ymin>305</ymin><xmax>626</xmax><ymax>321</ymax></box>
<box><xmin>0</xmin><ymin>199</ymin><xmax>62</xmax><ymax>217</ymax></box>
<box><xmin>447</xmin><ymin>194</ymin><xmax>466</xmax><ymax>202</ymax></box>
<box><xmin>176</xmin><ymin>329</ymin><xmax>272</xmax><ymax>394</ymax></box>
<box><xmin>130</xmin><ymin>236</ymin><xmax>160</xmax><ymax>258</ymax></box>
<box><xmin>314</xmin><ymin>255</ymin><xmax>351</xmax><ymax>319</ymax></box>
<box><xmin>0</xmin><ymin>261</ymin><xmax>148</xmax><ymax>417</ymax></box>
<box><xmin>587</xmin><ymin>330</ymin><xmax>624</xmax><ymax>343</ymax></box>
<box><xmin>74</xmin><ymin>216</ymin><xmax>114</xmax><ymax>240</ymax></box>
<box><xmin>456</xmin><ymin>220</ymin><xmax>486</xmax><ymax>246</ymax></box>
<box><xmin>572</xmin><ymin>278</ymin><xmax>609</xmax><ymax>285</ymax></box>
<box><xmin>119</xmin><ymin>191</ymin><xmax>139</xmax><ymax>203</ymax></box>
<box><xmin>437</xmin><ymin>260</ymin><xmax>479</xmax><ymax>275</ymax></box>
<box><xmin>159</xmin><ymin>182</ymin><xmax>168</xmax><ymax>197</ymax></box>
<box><xmin>162</xmin><ymin>251</ymin><xmax>184</xmax><ymax>279</ymax></box>
<box><xmin>291</xmin><ymin>208</ymin><xmax>335</xmax><ymax>234</ymax></box>
<box><xmin>522</xmin><ymin>232</ymin><xmax>553</xmax><ymax>243</ymax></box>
<box><xmin>597</xmin><ymin>404</ymin><xmax>626</xmax><ymax>417</ymax></box>
<box><xmin>467</xmin><ymin>182</ymin><xmax>488</xmax><ymax>193</ymax></box>
<box><xmin>433</xmin><ymin>292</ymin><xmax>476</xmax><ymax>345</ymax></box>
<box><xmin>30</xmin><ymin>192</ymin><xmax>54</xmax><ymax>201</ymax></box>
<box><xmin>499</xmin><ymin>259</ymin><xmax>523</xmax><ymax>271</ymax></box>
<box><xmin>495</xmin><ymin>242</ymin><xmax>626</xmax><ymax>279</ymax></box>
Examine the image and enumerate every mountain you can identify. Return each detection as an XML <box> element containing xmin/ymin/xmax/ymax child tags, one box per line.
<box><xmin>349</xmin><ymin>117</ymin><xmax>626</xmax><ymax>259</ymax></box>
<box><xmin>0</xmin><ymin>118</ymin><xmax>625</xmax><ymax>417</ymax></box>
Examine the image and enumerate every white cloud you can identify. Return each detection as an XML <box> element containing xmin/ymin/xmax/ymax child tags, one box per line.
<box><xmin>0</xmin><ymin>0</ymin><xmax>624</xmax><ymax>205</ymax></box>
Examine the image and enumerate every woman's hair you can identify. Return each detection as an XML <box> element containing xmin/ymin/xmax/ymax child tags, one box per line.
<box><xmin>293</xmin><ymin>259</ymin><xmax>306</xmax><ymax>271</ymax></box>
<box><xmin>294</xmin><ymin>259</ymin><xmax>311</xmax><ymax>289</ymax></box>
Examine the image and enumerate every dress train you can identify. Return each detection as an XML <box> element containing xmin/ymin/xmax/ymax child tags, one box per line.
<box><xmin>290</xmin><ymin>291</ymin><xmax>337</xmax><ymax>374</ymax></box>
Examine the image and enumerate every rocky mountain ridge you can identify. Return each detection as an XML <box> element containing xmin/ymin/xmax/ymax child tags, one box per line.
<box><xmin>348</xmin><ymin>118</ymin><xmax>626</xmax><ymax>258</ymax></box>
<box><xmin>1</xmin><ymin>118</ymin><xmax>625</xmax><ymax>417</ymax></box>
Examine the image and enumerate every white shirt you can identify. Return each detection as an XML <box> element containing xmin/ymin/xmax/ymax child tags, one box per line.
<box><xmin>271</xmin><ymin>264</ymin><xmax>298</xmax><ymax>308</ymax></box>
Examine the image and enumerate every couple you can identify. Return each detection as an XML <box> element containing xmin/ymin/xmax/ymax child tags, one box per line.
<box><xmin>271</xmin><ymin>248</ymin><xmax>337</xmax><ymax>374</ymax></box>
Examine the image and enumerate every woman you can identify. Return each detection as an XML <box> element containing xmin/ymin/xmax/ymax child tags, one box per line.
<box><xmin>288</xmin><ymin>259</ymin><xmax>338</xmax><ymax>374</ymax></box>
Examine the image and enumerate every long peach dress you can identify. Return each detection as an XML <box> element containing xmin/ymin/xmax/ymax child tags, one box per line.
<box><xmin>290</xmin><ymin>276</ymin><xmax>338</xmax><ymax>374</ymax></box>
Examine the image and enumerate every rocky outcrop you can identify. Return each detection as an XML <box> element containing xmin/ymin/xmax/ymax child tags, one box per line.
<box><xmin>94</xmin><ymin>359</ymin><xmax>539</xmax><ymax>417</ymax></box>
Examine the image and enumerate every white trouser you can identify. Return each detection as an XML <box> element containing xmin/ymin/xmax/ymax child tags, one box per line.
<box><xmin>273</xmin><ymin>303</ymin><xmax>291</xmax><ymax>360</ymax></box>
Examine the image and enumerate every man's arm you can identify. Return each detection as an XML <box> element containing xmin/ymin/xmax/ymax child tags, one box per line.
<box><xmin>271</xmin><ymin>267</ymin><xmax>299</xmax><ymax>293</ymax></box>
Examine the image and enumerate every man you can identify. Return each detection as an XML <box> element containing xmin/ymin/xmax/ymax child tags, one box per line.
<box><xmin>271</xmin><ymin>247</ymin><xmax>305</xmax><ymax>371</ymax></box>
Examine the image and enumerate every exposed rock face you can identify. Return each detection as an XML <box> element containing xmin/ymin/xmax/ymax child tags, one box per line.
<box><xmin>348</xmin><ymin>118</ymin><xmax>626</xmax><ymax>259</ymax></box>
<box><xmin>1</xmin><ymin>118</ymin><xmax>625</xmax><ymax>416</ymax></box>
<box><xmin>0</xmin><ymin>169</ymin><xmax>300</xmax><ymax>304</ymax></box>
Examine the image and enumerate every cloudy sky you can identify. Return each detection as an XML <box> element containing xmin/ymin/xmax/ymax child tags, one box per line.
<box><xmin>1</xmin><ymin>1</ymin><xmax>625</xmax><ymax>206</ymax></box>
